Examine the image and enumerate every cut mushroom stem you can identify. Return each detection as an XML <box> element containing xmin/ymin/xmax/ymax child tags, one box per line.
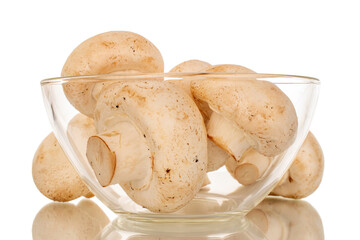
<box><xmin>87</xmin><ymin>121</ymin><xmax>152</xmax><ymax>189</ymax></box>
<box><xmin>230</xmin><ymin>148</ymin><xmax>271</xmax><ymax>185</ymax></box>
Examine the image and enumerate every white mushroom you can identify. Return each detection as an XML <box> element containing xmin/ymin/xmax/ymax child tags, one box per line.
<box><xmin>33</xmin><ymin>114</ymin><xmax>96</xmax><ymax>201</ymax></box>
<box><xmin>32</xmin><ymin>199</ymin><xmax>110</xmax><ymax>240</ymax></box>
<box><xmin>61</xmin><ymin>31</ymin><xmax>164</xmax><ymax>117</ymax></box>
<box><xmin>169</xmin><ymin>59</ymin><xmax>212</xmax><ymax>96</ymax></box>
<box><xmin>169</xmin><ymin>60</ymin><xmax>232</xmax><ymax>173</ymax></box>
<box><xmin>86</xmin><ymin>80</ymin><xmax>207</xmax><ymax>213</ymax></box>
<box><xmin>227</xmin><ymin>131</ymin><xmax>323</xmax><ymax>190</ymax></box>
<box><xmin>271</xmin><ymin>131</ymin><xmax>324</xmax><ymax>198</ymax></box>
<box><xmin>191</xmin><ymin>77</ymin><xmax>298</xmax><ymax>183</ymax></box>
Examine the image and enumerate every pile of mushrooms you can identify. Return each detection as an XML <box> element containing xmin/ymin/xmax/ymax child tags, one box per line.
<box><xmin>33</xmin><ymin>31</ymin><xmax>324</xmax><ymax>213</ymax></box>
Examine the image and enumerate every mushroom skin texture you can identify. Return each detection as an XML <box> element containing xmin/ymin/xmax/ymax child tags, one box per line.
<box><xmin>61</xmin><ymin>31</ymin><xmax>164</xmax><ymax>118</ymax></box>
<box><xmin>205</xmin><ymin>64</ymin><xmax>256</xmax><ymax>74</ymax></box>
<box><xmin>33</xmin><ymin>114</ymin><xmax>96</xmax><ymax>201</ymax></box>
<box><xmin>32</xmin><ymin>133</ymin><xmax>92</xmax><ymax>201</ymax></box>
<box><xmin>169</xmin><ymin>60</ymin><xmax>231</xmax><ymax>173</ymax></box>
<box><xmin>86</xmin><ymin>80</ymin><xmax>207</xmax><ymax>213</ymax></box>
<box><xmin>169</xmin><ymin>59</ymin><xmax>212</xmax><ymax>102</ymax></box>
<box><xmin>271</xmin><ymin>132</ymin><xmax>324</xmax><ymax>198</ymax></box>
<box><xmin>191</xmin><ymin>78</ymin><xmax>298</xmax><ymax>178</ymax></box>
<box><xmin>200</xmin><ymin>64</ymin><xmax>257</xmax><ymax>122</ymax></box>
<box><xmin>32</xmin><ymin>199</ymin><xmax>110</xmax><ymax>240</ymax></box>
<box><xmin>170</xmin><ymin>59</ymin><xmax>212</xmax><ymax>73</ymax></box>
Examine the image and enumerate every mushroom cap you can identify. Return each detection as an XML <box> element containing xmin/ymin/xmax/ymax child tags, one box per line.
<box><xmin>93</xmin><ymin>80</ymin><xmax>207</xmax><ymax>212</ymax></box>
<box><xmin>32</xmin><ymin>132</ymin><xmax>92</xmax><ymax>201</ymax></box>
<box><xmin>169</xmin><ymin>59</ymin><xmax>212</xmax><ymax>97</ymax></box>
<box><xmin>32</xmin><ymin>200</ymin><xmax>109</xmax><ymax>240</ymax></box>
<box><xmin>191</xmin><ymin>79</ymin><xmax>298</xmax><ymax>157</ymax></box>
<box><xmin>170</xmin><ymin>59</ymin><xmax>212</xmax><ymax>73</ymax></box>
<box><xmin>67</xmin><ymin>113</ymin><xmax>97</xmax><ymax>158</ymax></box>
<box><xmin>271</xmin><ymin>132</ymin><xmax>324</xmax><ymax>198</ymax></box>
<box><xmin>61</xmin><ymin>31</ymin><xmax>164</xmax><ymax>117</ymax></box>
<box><xmin>205</xmin><ymin>64</ymin><xmax>256</xmax><ymax>73</ymax></box>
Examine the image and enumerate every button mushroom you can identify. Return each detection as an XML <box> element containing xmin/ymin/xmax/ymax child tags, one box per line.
<box><xmin>191</xmin><ymin>77</ymin><xmax>298</xmax><ymax>183</ymax></box>
<box><xmin>32</xmin><ymin>114</ymin><xmax>96</xmax><ymax>201</ymax></box>
<box><xmin>61</xmin><ymin>31</ymin><xmax>164</xmax><ymax>117</ymax></box>
<box><xmin>169</xmin><ymin>59</ymin><xmax>212</xmax><ymax>96</ymax></box>
<box><xmin>169</xmin><ymin>60</ymin><xmax>232</xmax><ymax>173</ymax></box>
<box><xmin>227</xmin><ymin>131</ymin><xmax>323</xmax><ymax>192</ymax></box>
<box><xmin>271</xmin><ymin>131</ymin><xmax>324</xmax><ymax>198</ymax></box>
<box><xmin>86</xmin><ymin>80</ymin><xmax>207</xmax><ymax>213</ymax></box>
<box><xmin>32</xmin><ymin>199</ymin><xmax>110</xmax><ymax>240</ymax></box>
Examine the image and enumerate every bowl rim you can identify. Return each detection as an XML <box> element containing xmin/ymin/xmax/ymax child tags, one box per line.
<box><xmin>41</xmin><ymin>72</ymin><xmax>320</xmax><ymax>85</ymax></box>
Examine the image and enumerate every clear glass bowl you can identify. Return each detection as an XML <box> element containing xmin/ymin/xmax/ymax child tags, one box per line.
<box><xmin>41</xmin><ymin>73</ymin><xmax>319</xmax><ymax>221</ymax></box>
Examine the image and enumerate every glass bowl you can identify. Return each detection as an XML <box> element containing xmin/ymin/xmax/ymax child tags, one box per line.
<box><xmin>40</xmin><ymin>73</ymin><xmax>319</xmax><ymax>222</ymax></box>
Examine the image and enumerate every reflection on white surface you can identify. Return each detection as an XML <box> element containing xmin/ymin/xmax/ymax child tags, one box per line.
<box><xmin>99</xmin><ymin>216</ymin><xmax>266</xmax><ymax>240</ymax></box>
<box><xmin>32</xmin><ymin>197</ymin><xmax>323</xmax><ymax>240</ymax></box>
<box><xmin>32</xmin><ymin>199</ymin><xmax>110</xmax><ymax>240</ymax></box>
<box><xmin>248</xmin><ymin>197</ymin><xmax>324</xmax><ymax>240</ymax></box>
<box><xmin>99</xmin><ymin>197</ymin><xmax>324</xmax><ymax>240</ymax></box>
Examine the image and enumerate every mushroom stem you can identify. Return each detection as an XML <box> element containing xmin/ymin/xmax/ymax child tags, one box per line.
<box><xmin>207</xmin><ymin>111</ymin><xmax>250</xmax><ymax>160</ymax></box>
<box><xmin>86</xmin><ymin>121</ymin><xmax>152</xmax><ymax>188</ymax></box>
<box><xmin>232</xmin><ymin>149</ymin><xmax>271</xmax><ymax>185</ymax></box>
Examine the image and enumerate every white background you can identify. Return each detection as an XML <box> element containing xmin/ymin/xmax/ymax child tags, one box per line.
<box><xmin>1</xmin><ymin>0</ymin><xmax>359</xmax><ymax>239</ymax></box>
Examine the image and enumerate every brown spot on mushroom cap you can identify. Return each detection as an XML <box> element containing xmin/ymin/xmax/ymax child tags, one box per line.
<box><xmin>61</xmin><ymin>31</ymin><xmax>164</xmax><ymax>117</ymax></box>
<box><xmin>32</xmin><ymin>133</ymin><xmax>92</xmax><ymax>202</ymax></box>
<box><xmin>271</xmin><ymin>132</ymin><xmax>324</xmax><ymax>198</ymax></box>
<box><xmin>191</xmin><ymin>79</ymin><xmax>298</xmax><ymax>157</ymax></box>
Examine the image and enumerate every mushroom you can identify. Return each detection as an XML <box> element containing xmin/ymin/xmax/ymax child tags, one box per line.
<box><xmin>227</xmin><ymin>131</ymin><xmax>323</xmax><ymax>191</ymax></box>
<box><xmin>271</xmin><ymin>131</ymin><xmax>324</xmax><ymax>198</ymax></box>
<box><xmin>191</xmin><ymin>77</ymin><xmax>298</xmax><ymax>183</ymax></box>
<box><xmin>247</xmin><ymin>197</ymin><xmax>324</xmax><ymax>240</ymax></box>
<box><xmin>169</xmin><ymin>59</ymin><xmax>212</xmax><ymax>96</ymax></box>
<box><xmin>86</xmin><ymin>80</ymin><xmax>207</xmax><ymax>213</ymax></box>
<box><xmin>32</xmin><ymin>114</ymin><xmax>96</xmax><ymax>201</ymax></box>
<box><xmin>169</xmin><ymin>60</ymin><xmax>232</xmax><ymax>173</ymax></box>
<box><xmin>32</xmin><ymin>199</ymin><xmax>110</xmax><ymax>240</ymax></box>
<box><xmin>61</xmin><ymin>31</ymin><xmax>164</xmax><ymax>117</ymax></box>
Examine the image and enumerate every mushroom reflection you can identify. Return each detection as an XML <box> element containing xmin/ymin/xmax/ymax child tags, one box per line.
<box><xmin>247</xmin><ymin>197</ymin><xmax>324</xmax><ymax>240</ymax></box>
<box><xmin>97</xmin><ymin>197</ymin><xmax>322</xmax><ymax>240</ymax></box>
<box><xmin>99</xmin><ymin>215</ymin><xmax>266</xmax><ymax>240</ymax></box>
<box><xmin>32</xmin><ymin>199</ymin><xmax>110</xmax><ymax>240</ymax></box>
